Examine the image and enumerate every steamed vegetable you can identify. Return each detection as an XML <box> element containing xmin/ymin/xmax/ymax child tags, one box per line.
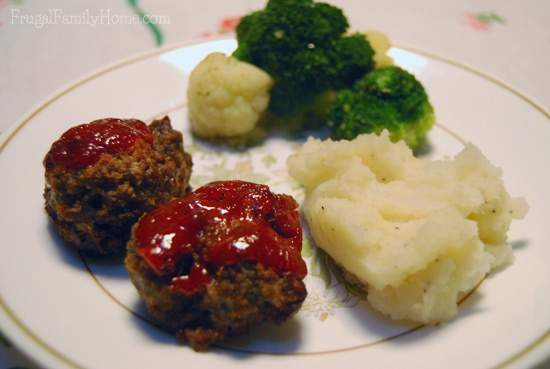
<box><xmin>233</xmin><ymin>0</ymin><xmax>375</xmax><ymax>118</ymax></box>
<box><xmin>328</xmin><ymin>66</ymin><xmax>435</xmax><ymax>149</ymax></box>
<box><xmin>364</xmin><ymin>30</ymin><xmax>394</xmax><ymax>68</ymax></box>
<box><xmin>187</xmin><ymin>52</ymin><xmax>273</xmax><ymax>142</ymax></box>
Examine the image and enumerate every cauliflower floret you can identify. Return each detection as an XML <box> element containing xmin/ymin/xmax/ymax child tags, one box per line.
<box><xmin>364</xmin><ymin>30</ymin><xmax>394</xmax><ymax>68</ymax></box>
<box><xmin>187</xmin><ymin>52</ymin><xmax>273</xmax><ymax>139</ymax></box>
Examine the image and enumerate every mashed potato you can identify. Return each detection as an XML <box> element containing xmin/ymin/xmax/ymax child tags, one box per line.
<box><xmin>187</xmin><ymin>52</ymin><xmax>273</xmax><ymax>139</ymax></box>
<box><xmin>288</xmin><ymin>131</ymin><xmax>528</xmax><ymax>323</ymax></box>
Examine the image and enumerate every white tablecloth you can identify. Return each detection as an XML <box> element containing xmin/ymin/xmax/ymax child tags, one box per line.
<box><xmin>1</xmin><ymin>0</ymin><xmax>549</xmax><ymax>367</ymax></box>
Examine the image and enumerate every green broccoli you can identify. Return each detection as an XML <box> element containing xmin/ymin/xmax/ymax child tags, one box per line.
<box><xmin>233</xmin><ymin>0</ymin><xmax>374</xmax><ymax>118</ymax></box>
<box><xmin>328</xmin><ymin>66</ymin><xmax>435</xmax><ymax>149</ymax></box>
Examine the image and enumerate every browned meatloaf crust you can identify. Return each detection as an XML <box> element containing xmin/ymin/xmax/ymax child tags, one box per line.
<box><xmin>125</xmin><ymin>240</ymin><xmax>307</xmax><ymax>351</ymax></box>
<box><xmin>44</xmin><ymin>116</ymin><xmax>192</xmax><ymax>256</ymax></box>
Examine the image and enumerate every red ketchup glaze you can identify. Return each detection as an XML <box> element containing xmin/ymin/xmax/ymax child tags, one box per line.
<box><xmin>135</xmin><ymin>180</ymin><xmax>307</xmax><ymax>296</ymax></box>
<box><xmin>48</xmin><ymin>118</ymin><xmax>153</xmax><ymax>170</ymax></box>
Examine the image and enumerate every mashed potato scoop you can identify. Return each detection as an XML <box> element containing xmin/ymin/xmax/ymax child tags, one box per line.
<box><xmin>288</xmin><ymin>131</ymin><xmax>528</xmax><ymax>323</ymax></box>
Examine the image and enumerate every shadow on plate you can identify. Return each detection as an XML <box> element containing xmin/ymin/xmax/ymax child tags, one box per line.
<box><xmin>413</xmin><ymin>139</ymin><xmax>434</xmax><ymax>157</ymax></box>
<box><xmin>485</xmin><ymin>238</ymin><xmax>529</xmax><ymax>278</ymax></box>
<box><xmin>189</xmin><ymin>122</ymin><xmax>331</xmax><ymax>153</ymax></box>
<box><xmin>79</xmin><ymin>254</ymin><xmax>129</xmax><ymax>280</ymax></box>
<box><xmin>510</xmin><ymin>238</ymin><xmax>529</xmax><ymax>251</ymax></box>
<box><xmin>310</xmin><ymin>231</ymin><xmax>488</xmax><ymax>346</ymax></box>
<box><xmin>344</xmin><ymin>299</ymin><xmax>431</xmax><ymax>344</ymax></box>
<box><xmin>47</xmin><ymin>219</ymin><xmax>129</xmax><ymax>279</ymax></box>
<box><xmin>128</xmin><ymin>299</ymin><xmax>180</xmax><ymax>347</ymax></box>
<box><xmin>129</xmin><ymin>298</ymin><xmax>304</xmax><ymax>358</ymax></box>
<box><xmin>389</xmin><ymin>291</ymin><xmax>487</xmax><ymax>345</ymax></box>
<box><xmin>217</xmin><ymin>318</ymin><xmax>303</xmax><ymax>356</ymax></box>
<box><xmin>344</xmin><ymin>275</ymin><xmax>487</xmax><ymax>346</ymax></box>
<box><xmin>346</xmin><ymin>295</ymin><xmax>490</xmax><ymax>348</ymax></box>
<box><xmin>47</xmin><ymin>220</ymin><xmax>88</xmax><ymax>272</ymax></box>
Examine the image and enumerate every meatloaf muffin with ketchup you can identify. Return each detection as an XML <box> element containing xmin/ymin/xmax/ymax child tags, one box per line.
<box><xmin>44</xmin><ymin>116</ymin><xmax>192</xmax><ymax>256</ymax></box>
<box><xmin>125</xmin><ymin>180</ymin><xmax>307</xmax><ymax>351</ymax></box>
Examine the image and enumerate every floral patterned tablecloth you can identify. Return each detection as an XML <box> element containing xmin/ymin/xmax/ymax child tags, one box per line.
<box><xmin>1</xmin><ymin>0</ymin><xmax>549</xmax><ymax>368</ymax></box>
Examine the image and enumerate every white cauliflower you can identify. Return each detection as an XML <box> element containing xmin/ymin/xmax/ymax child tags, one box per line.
<box><xmin>364</xmin><ymin>30</ymin><xmax>394</xmax><ymax>68</ymax></box>
<box><xmin>187</xmin><ymin>52</ymin><xmax>273</xmax><ymax>139</ymax></box>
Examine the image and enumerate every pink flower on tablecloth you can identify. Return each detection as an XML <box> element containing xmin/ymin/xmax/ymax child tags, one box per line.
<box><xmin>198</xmin><ymin>31</ymin><xmax>215</xmax><ymax>38</ymax></box>
<box><xmin>465</xmin><ymin>11</ymin><xmax>505</xmax><ymax>32</ymax></box>
<box><xmin>195</xmin><ymin>15</ymin><xmax>241</xmax><ymax>39</ymax></box>
<box><xmin>219</xmin><ymin>15</ymin><xmax>241</xmax><ymax>34</ymax></box>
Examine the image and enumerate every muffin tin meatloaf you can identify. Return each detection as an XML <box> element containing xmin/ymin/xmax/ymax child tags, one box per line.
<box><xmin>44</xmin><ymin>116</ymin><xmax>192</xmax><ymax>256</ymax></box>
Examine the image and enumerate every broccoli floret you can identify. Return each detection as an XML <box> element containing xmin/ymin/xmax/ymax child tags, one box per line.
<box><xmin>328</xmin><ymin>66</ymin><xmax>435</xmax><ymax>149</ymax></box>
<box><xmin>233</xmin><ymin>0</ymin><xmax>374</xmax><ymax>117</ymax></box>
<box><xmin>330</xmin><ymin>34</ymin><xmax>376</xmax><ymax>88</ymax></box>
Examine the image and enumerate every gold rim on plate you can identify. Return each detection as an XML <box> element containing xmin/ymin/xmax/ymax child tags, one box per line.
<box><xmin>0</xmin><ymin>38</ymin><xmax>548</xmax><ymax>369</ymax></box>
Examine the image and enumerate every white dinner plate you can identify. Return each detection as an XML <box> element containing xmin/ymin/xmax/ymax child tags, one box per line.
<box><xmin>0</xmin><ymin>38</ymin><xmax>549</xmax><ymax>369</ymax></box>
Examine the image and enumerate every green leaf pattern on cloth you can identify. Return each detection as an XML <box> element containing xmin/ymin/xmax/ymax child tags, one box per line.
<box><xmin>127</xmin><ymin>0</ymin><xmax>164</xmax><ymax>46</ymax></box>
<box><xmin>261</xmin><ymin>154</ymin><xmax>277</xmax><ymax>168</ymax></box>
<box><xmin>475</xmin><ymin>11</ymin><xmax>505</xmax><ymax>24</ymax></box>
<box><xmin>465</xmin><ymin>11</ymin><xmax>506</xmax><ymax>31</ymax></box>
